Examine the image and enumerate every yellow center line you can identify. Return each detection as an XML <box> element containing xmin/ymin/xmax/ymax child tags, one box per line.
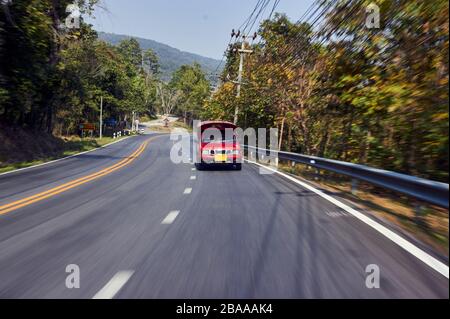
<box><xmin>0</xmin><ymin>137</ymin><xmax>156</xmax><ymax>215</ymax></box>
<box><xmin>0</xmin><ymin>143</ymin><xmax>145</xmax><ymax>212</ymax></box>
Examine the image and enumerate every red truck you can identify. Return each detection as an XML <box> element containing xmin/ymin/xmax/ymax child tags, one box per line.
<box><xmin>195</xmin><ymin>121</ymin><xmax>242</xmax><ymax>170</ymax></box>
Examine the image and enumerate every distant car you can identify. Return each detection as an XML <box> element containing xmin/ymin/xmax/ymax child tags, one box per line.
<box><xmin>195</xmin><ymin>121</ymin><xmax>242</xmax><ymax>170</ymax></box>
<box><xmin>138</xmin><ymin>128</ymin><xmax>145</xmax><ymax>134</ymax></box>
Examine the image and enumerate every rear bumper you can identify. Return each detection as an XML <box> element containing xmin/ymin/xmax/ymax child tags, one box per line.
<box><xmin>201</xmin><ymin>155</ymin><xmax>242</xmax><ymax>164</ymax></box>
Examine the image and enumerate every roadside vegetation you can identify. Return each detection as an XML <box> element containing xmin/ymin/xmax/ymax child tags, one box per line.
<box><xmin>0</xmin><ymin>122</ymin><xmax>128</xmax><ymax>173</ymax></box>
<box><xmin>203</xmin><ymin>0</ymin><xmax>449</xmax><ymax>183</ymax></box>
<box><xmin>0</xmin><ymin>0</ymin><xmax>210</xmax><ymax>168</ymax></box>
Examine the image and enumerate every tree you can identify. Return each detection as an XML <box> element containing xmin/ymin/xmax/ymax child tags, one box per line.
<box><xmin>204</xmin><ymin>2</ymin><xmax>449</xmax><ymax>181</ymax></box>
<box><xmin>0</xmin><ymin>1</ymin><xmax>159</xmax><ymax>136</ymax></box>
<box><xmin>143</xmin><ymin>49</ymin><xmax>160</xmax><ymax>76</ymax></box>
<box><xmin>170</xmin><ymin>63</ymin><xmax>210</xmax><ymax>124</ymax></box>
<box><xmin>117</xmin><ymin>38</ymin><xmax>142</xmax><ymax>71</ymax></box>
<box><xmin>156</xmin><ymin>82</ymin><xmax>182</xmax><ymax>116</ymax></box>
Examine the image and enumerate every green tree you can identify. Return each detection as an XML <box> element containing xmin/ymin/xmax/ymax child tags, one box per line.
<box><xmin>170</xmin><ymin>63</ymin><xmax>210</xmax><ymax>124</ymax></box>
<box><xmin>206</xmin><ymin>2</ymin><xmax>448</xmax><ymax>181</ymax></box>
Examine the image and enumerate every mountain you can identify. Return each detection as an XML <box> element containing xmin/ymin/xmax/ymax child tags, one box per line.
<box><xmin>97</xmin><ymin>32</ymin><xmax>222</xmax><ymax>82</ymax></box>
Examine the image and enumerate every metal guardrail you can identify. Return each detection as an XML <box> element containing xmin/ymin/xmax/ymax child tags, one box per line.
<box><xmin>244</xmin><ymin>145</ymin><xmax>449</xmax><ymax>209</ymax></box>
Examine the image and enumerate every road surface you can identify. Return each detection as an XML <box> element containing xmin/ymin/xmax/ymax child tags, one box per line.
<box><xmin>142</xmin><ymin>115</ymin><xmax>179</xmax><ymax>128</ymax></box>
<box><xmin>0</xmin><ymin>134</ymin><xmax>448</xmax><ymax>298</ymax></box>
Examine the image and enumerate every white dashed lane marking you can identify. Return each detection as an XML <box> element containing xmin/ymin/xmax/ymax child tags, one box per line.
<box><xmin>161</xmin><ymin>211</ymin><xmax>180</xmax><ymax>224</ymax></box>
<box><xmin>92</xmin><ymin>270</ymin><xmax>134</xmax><ymax>299</ymax></box>
<box><xmin>190</xmin><ymin>176</ymin><xmax>196</xmax><ymax>180</ymax></box>
<box><xmin>184</xmin><ymin>188</ymin><xmax>192</xmax><ymax>194</ymax></box>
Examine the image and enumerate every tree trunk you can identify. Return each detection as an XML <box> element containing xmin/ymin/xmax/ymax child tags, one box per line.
<box><xmin>318</xmin><ymin>127</ymin><xmax>329</xmax><ymax>157</ymax></box>
<box><xmin>278</xmin><ymin>115</ymin><xmax>286</xmax><ymax>151</ymax></box>
<box><xmin>287</xmin><ymin>123</ymin><xmax>292</xmax><ymax>152</ymax></box>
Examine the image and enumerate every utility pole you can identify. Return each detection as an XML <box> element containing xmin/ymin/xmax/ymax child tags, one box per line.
<box><xmin>233</xmin><ymin>34</ymin><xmax>255</xmax><ymax>125</ymax></box>
<box><xmin>99</xmin><ymin>96</ymin><xmax>103</xmax><ymax>139</ymax></box>
<box><xmin>235</xmin><ymin>39</ymin><xmax>245</xmax><ymax>99</ymax></box>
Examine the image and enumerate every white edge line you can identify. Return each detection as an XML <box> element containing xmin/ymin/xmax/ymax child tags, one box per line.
<box><xmin>0</xmin><ymin>136</ymin><xmax>134</xmax><ymax>177</ymax></box>
<box><xmin>162</xmin><ymin>210</ymin><xmax>180</xmax><ymax>224</ymax></box>
<box><xmin>246</xmin><ymin>160</ymin><xmax>449</xmax><ymax>279</ymax></box>
<box><xmin>92</xmin><ymin>270</ymin><xmax>134</xmax><ymax>299</ymax></box>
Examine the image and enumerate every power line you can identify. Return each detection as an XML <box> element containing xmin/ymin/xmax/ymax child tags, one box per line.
<box><xmin>268</xmin><ymin>0</ymin><xmax>281</xmax><ymax>20</ymax></box>
<box><xmin>265</xmin><ymin>0</ymin><xmax>365</xmax><ymax>76</ymax></box>
<box><xmin>240</xmin><ymin>0</ymin><xmax>265</xmax><ymax>32</ymax></box>
<box><xmin>244</xmin><ymin>0</ymin><xmax>272</xmax><ymax>36</ymax></box>
<box><xmin>211</xmin><ymin>36</ymin><xmax>233</xmax><ymax>79</ymax></box>
<box><xmin>210</xmin><ymin>0</ymin><xmax>269</xmax><ymax>80</ymax></box>
<box><xmin>256</xmin><ymin>0</ymin><xmax>327</xmax><ymax>51</ymax></box>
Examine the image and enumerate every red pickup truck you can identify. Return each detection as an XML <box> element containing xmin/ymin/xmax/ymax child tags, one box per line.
<box><xmin>195</xmin><ymin>121</ymin><xmax>242</xmax><ymax>170</ymax></box>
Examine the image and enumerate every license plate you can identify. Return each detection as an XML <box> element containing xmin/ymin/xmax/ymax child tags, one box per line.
<box><xmin>214</xmin><ymin>154</ymin><xmax>227</xmax><ymax>162</ymax></box>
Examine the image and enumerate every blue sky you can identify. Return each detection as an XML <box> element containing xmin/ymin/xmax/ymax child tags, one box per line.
<box><xmin>87</xmin><ymin>0</ymin><xmax>315</xmax><ymax>60</ymax></box>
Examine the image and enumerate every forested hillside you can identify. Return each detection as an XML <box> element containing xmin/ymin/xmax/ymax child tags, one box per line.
<box><xmin>98</xmin><ymin>32</ymin><xmax>222</xmax><ymax>81</ymax></box>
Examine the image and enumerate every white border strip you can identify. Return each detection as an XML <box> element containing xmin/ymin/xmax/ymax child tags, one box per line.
<box><xmin>246</xmin><ymin>160</ymin><xmax>449</xmax><ymax>279</ymax></box>
<box><xmin>0</xmin><ymin>136</ymin><xmax>134</xmax><ymax>177</ymax></box>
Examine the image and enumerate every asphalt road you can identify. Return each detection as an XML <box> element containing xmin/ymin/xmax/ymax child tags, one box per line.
<box><xmin>0</xmin><ymin>134</ymin><xmax>448</xmax><ymax>298</ymax></box>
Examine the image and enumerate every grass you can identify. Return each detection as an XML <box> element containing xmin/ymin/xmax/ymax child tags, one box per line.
<box><xmin>0</xmin><ymin>135</ymin><xmax>129</xmax><ymax>174</ymax></box>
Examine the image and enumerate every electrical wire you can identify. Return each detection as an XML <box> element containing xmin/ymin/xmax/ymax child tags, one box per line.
<box><xmin>210</xmin><ymin>0</ymin><xmax>269</xmax><ymax>80</ymax></box>
<box><xmin>266</xmin><ymin>0</ymin><xmax>365</xmax><ymax>76</ymax></box>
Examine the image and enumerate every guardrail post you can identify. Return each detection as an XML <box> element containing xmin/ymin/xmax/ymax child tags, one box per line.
<box><xmin>414</xmin><ymin>204</ymin><xmax>428</xmax><ymax>227</ymax></box>
<box><xmin>314</xmin><ymin>169</ymin><xmax>320</xmax><ymax>181</ymax></box>
<box><xmin>351</xmin><ymin>178</ymin><xmax>359</xmax><ymax>195</ymax></box>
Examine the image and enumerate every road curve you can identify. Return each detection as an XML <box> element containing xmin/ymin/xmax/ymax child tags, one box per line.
<box><xmin>0</xmin><ymin>134</ymin><xmax>447</xmax><ymax>298</ymax></box>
